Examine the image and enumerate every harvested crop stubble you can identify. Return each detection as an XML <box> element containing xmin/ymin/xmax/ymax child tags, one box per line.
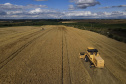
<box><xmin>0</xmin><ymin>25</ymin><xmax>125</xmax><ymax>84</ymax></box>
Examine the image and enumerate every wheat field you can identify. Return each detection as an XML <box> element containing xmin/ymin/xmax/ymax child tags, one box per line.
<box><xmin>0</xmin><ymin>25</ymin><xmax>125</xmax><ymax>84</ymax></box>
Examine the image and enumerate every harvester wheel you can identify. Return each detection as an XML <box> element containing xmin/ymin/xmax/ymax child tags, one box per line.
<box><xmin>85</xmin><ymin>56</ymin><xmax>89</xmax><ymax>62</ymax></box>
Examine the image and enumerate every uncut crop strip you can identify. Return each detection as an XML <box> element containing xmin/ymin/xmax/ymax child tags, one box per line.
<box><xmin>61</xmin><ymin>27</ymin><xmax>64</xmax><ymax>84</ymax></box>
<box><xmin>64</xmin><ymin>31</ymin><xmax>72</xmax><ymax>84</ymax></box>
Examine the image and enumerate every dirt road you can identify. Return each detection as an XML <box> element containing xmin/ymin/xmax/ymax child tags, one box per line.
<box><xmin>0</xmin><ymin>25</ymin><xmax>125</xmax><ymax>84</ymax></box>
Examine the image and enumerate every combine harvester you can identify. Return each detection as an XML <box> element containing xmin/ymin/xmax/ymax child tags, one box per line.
<box><xmin>79</xmin><ymin>47</ymin><xmax>104</xmax><ymax>68</ymax></box>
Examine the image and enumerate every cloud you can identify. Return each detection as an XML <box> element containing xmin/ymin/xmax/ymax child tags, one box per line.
<box><xmin>0</xmin><ymin>3</ymin><xmax>126</xmax><ymax>19</ymax></box>
<box><xmin>69</xmin><ymin>5</ymin><xmax>75</xmax><ymax>10</ymax></box>
<box><xmin>29</xmin><ymin>8</ymin><xmax>42</xmax><ymax>14</ymax></box>
<box><xmin>0</xmin><ymin>11</ymin><xmax>7</xmax><ymax>15</ymax></box>
<box><xmin>95</xmin><ymin>11</ymin><xmax>126</xmax><ymax>19</ymax></box>
<box><xmin>100</xmin><ymin>5</ymin><xmax>126</xmax><ymax>9</ymax></box>
<box><xmin>6</xmin><ymin>11</ymin><xmax>24</xmax><ymax>15</ymax></box>
<box><xmin>64</xmin><ymin>11</ymin><xmax>96</xmax><ymax>17</ymax></box>
<box><xmin>29</xmin><ymin>8</ymin><xmax>62</xmax><ymax>15</ymax></box>
<box><xmin>1</xmin><ymin>9</ymin><xmax>126</xmax><ymax>19</ymax></box>
<box><xmin>1</xmin><ymin>8</ymin><xmax>63</xmax><ymax>19</ymax></box>
<box><xmin>63</xmin><ymin>11</ymin><xmax>126</xmax><ymax>19</ymax></box>
<box><xmin>0</xmin><ymin>3</ymin><xmax>23</xmax><ymax>10</ymax></box>
<box><xmin>0</xmin><ymin>3</ymin><xmax>47</xmax><ymax>11</ymax></box>
<box><xmin>70</xmin><ymin>0</ymin><xmax>100</xmax><ymax>9</ymax></box>
<box><xmin>26</xmin><ymin>4</ymin><xmax>47</xmax><ymax>9</ymax></box>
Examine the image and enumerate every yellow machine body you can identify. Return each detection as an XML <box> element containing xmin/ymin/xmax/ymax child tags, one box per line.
<box><xmin>79</xmin><ymin>47</ymin><xmax>104</xmax><ymax>68</ymax></box>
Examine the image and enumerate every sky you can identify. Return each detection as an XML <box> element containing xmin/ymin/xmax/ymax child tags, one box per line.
<box><xmin>0</xmin><ymin>0</ymin><xmax>126</xmax><ymax>19</ymax></box>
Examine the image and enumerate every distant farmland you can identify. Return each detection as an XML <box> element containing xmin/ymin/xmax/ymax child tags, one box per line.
<box><xmin>62</xmin><ymin>19</ymin><xmax>126</xmax><ymax>43</ymax></box>
<box><xmin>0</xmin><ymin>19</ymin><xmax>126</xmax><ymax>43</ymax></box>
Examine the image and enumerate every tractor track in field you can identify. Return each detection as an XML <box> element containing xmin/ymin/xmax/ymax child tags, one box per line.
<box><xmin>77</xmin><ymin>31</ymin><xmax>126</xmax><ymax>61</ymax></box>
<box><xmin>81</xmin><ymin>57</ymin><xmax>122</xmax><ymax>84</ymax></box>
<box><xmin>65</xmin><ymin>28</ymin><xmax>123</xmax><ymax>84</ymax></box>
<box><xmin>0</xmin><ymin>29</ymin><xmax>38</xmax><ymax>43</ymax></box>
<box><xmin>0</xmin><ymin>29</ymin><xmax>52</xmax><ymax>70</ymax></box>
<box><xmin>0</xmin><ymin>30</ymin><xmax>42</xmax><ymax>52</ymax></box>
<box><xmin>76</xmin><ymin>31</ymin><xmax>126</xmax><ymax>83</ymax></box>
<box><xmin>70</xmin><ymin>29</ymin><xmax>125</xmax><ymax>84</ymax></box>
<box><xmin>104</xmin><ymin>65</ymin><xmax>123</xmax><ymax>83</ymax></box>
<box><xmin>64</xmin><ymin>29</ymin><xmax>72</xmax><ymax>84</ymax></box>
<box><xmin>61</xmin><ymin>28</ymin><xmax>64</xmax><ymax>84</ymax></box>
<box><xmin>61</xmin><ymin>27</ymin><xmax>72</xmax><ymax>84</ymax></box>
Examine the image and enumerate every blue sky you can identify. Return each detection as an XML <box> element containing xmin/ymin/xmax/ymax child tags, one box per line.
<box><xmin>0</xmin><ymin>0</ymin><xmax>126</xmax><ymax>19</ymax></box>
